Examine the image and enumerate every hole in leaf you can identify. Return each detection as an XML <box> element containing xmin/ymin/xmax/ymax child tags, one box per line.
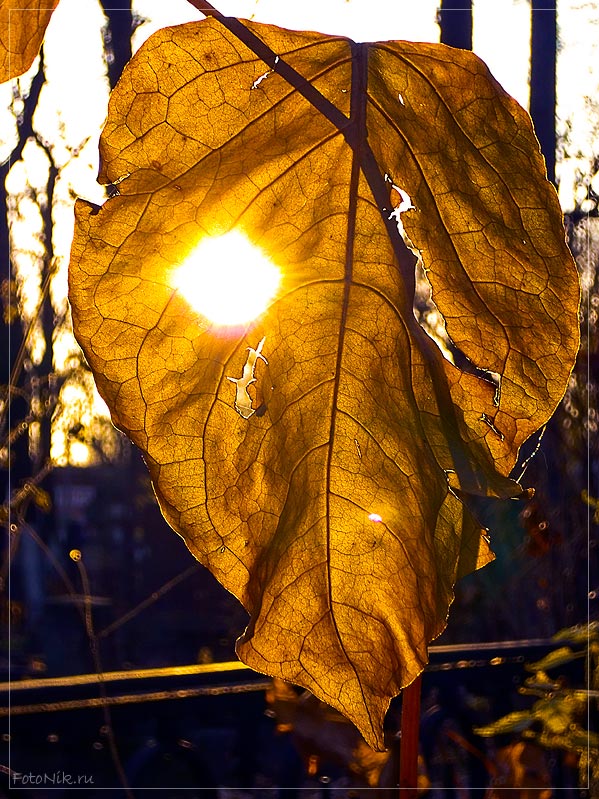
<box><xmin>413</xmin><ymin>261</ymin><xmax>501</xmax><ymax>403</ymax></box>
<box><xmin>252</xmin><ymin>70</ymin><xmax>272</xmax><ymax>89</ymax></box>
<box><xmin>385</xmin><ymin>173</ymin><xmax>501</xmax><ymax>402</ymax></box>
<box><xmin>227</xmin><ymin>337</ymin><xmax>268</xmax><ymax>419</ymax></box>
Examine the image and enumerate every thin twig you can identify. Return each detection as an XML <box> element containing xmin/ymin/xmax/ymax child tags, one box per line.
<box><xmin>98</xmin><ymin>562</ymin><xmax>200</xmax><ymax>639</ymax></box>
<box><xmin>1</xmin><ymin>53</ymin><xmax>48</xmax><ymax>437</ymax></box>
<box><xmin>5</xmin><ymin>519</ymin><xmax>84</xmax><ymax>624</ymax></box>
<box><xmin>185</xmin><ymin>0</ymin><xmax>222</xmax><ymax>17</ymax></box>
<box><xmin>1</xmin><ymin>461</ymin><xmax>54</xmax><ymax>588</ymax></box>
<box><xmin>74</xmin><ymin>554</ymin><xmax>134</xmax><ymax>799</ymax></box>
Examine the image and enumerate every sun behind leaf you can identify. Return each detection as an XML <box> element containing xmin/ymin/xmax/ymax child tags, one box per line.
<box><xmin>172</xmin><ymin>231</ymin><xmax>281</xmax><ymax>327</ymax></box>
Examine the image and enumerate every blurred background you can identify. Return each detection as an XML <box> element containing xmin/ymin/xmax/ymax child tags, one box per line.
<box><xmin>1</xmin><ymin>0</ymin><xmax>597</xmax><ymax>795</ymax></box>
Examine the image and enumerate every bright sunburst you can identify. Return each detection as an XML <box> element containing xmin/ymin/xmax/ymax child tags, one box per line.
<box><xmin>172</xmin><ymin>231</ymin><xmax>281</xmax><ymax>326</ymax></box>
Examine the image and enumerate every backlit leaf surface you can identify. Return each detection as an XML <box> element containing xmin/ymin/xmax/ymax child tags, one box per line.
<box><xmin>0</xmin><ymin>0</ymin><xmax>59</xmax><ymax>82</ymax></box>
<box><xmin>68</xmin><ymin>17</ymin><xmax>580</xmax><ymax>749</ymax></box>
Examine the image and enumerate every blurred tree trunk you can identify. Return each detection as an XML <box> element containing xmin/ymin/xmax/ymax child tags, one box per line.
<box><xmin>101</xmin><ymin>0</ymin><xmax>133</xmax><ymax>89</ymax></box>
<box><xmin>438</xmin><ymin>0</ymin><xmax>472</xmax><ymax>51</ymax></box>
<box><xmin>530</xmin><ymin>2</ymin><xmax>556</xmax><ymax>184</ymax></box>
<box><xmin>1</xmin><ymin>58</ymin><xmax>51</xmax><ymax>646</ymax></box>
<box><xmin>1</xmin><ymin>62</ymin><xmax>47</xmax><ymax>483</ymax></box>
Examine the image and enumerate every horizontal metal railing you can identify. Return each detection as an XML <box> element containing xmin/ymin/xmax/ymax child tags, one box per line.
<box><xmin>1</xmin><ymin>637</ymin><xmax>569</xmax><ymax>717</ymax></box>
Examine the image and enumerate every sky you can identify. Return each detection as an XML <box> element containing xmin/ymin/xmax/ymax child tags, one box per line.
<box><xmin>2</xmin><ymin>0</ymin><xmax>598</xmax><ymax>465</ymax></box>
<box><xmin>131</xmin><ymin>0</ymin><xmax>531</xmax><ymax>104</ymax></box>
<box><xmin>33</xmin><ymin>0</ymin><xmax>599</xmax><ymax>211</ymax></box>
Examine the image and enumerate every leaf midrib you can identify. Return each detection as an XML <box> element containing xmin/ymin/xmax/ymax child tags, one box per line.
<box><xmin>323</xmin><ymin>42</ymin><xmax>371</xmax><ymax>715</ymax></box>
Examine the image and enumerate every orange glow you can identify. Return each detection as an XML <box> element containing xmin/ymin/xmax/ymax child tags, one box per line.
<box><xmin>172</xmin><ymin>231</ymin><xmax>281</xmax><ymax>326</ymax></box>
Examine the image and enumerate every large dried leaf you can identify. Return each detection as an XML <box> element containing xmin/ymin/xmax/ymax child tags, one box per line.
<box><xmin>68</xmin><ymin>18</ymin><xmax>580</xmax><ymax>749</ymax></box>
<box><xmin>0</xmin><ymin>0</ymin><xmax>59</xmax><ymax>82</ymax></box>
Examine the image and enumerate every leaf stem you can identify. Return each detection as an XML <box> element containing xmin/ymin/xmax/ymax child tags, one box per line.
<box><xmin>399</xmin><ymin>674</ymin><xmax>422</xmax><ymax>798</ymax></box>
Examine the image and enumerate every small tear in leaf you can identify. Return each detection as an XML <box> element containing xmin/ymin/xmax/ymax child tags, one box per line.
<box><xmin>398</xmin><ymin>92</ymin><xmax>405</xmax><ymax>106</ymax></box>
<box><xmin>384</xmin><ymin>173</ymin><xmax>414</xmax><ymax>215</ymax></box>
<box><xmin>385</xmin><ymin>175</ymin><xmax>415</xmax><ymax>233</ymax></box>
<box><xmin>444</xmin><ymin>469</ymin><xmax>461</xmax><ymax>500</ymax></box>
<box><xmin>252</xmin><ymin>70</ymin><xmax>272</xmax><ymax>89</ymax></box>
<box><xmin>368</xmin><ymin>513</ymin><xmax>383</xmax><ymax>523</ymax></box>
<box><xmin>492</xmin><ymin>378</ymin><xmax>502</xmax><ymax>407</ymax></box>
<box><xmin>389</xmin><ymin>189</ymin><xmax>414</xmax><ymax>217</ymax></box>
<box><xmin>481</xmin><ymin>413</ymin><xmax>505</xmax><ymax>441</ymax></box>
<box><xmin>105</xmin><ymin>170</ymin><xmax>131</xmax><ymax>198</ymax></box>
<box><xmin>354</xmin><ymin>438</ymin><xmax>362</xmax><ymax>458</ymax></box>
<box><xmin>108</xmin><ymin>171</ymin><xmax>130</xmax><ymax>187</ymax></box>
<box><xmin>227</xmin><ymin>337</ymin><xmax>268</xmax><ymax>419</ymax></box>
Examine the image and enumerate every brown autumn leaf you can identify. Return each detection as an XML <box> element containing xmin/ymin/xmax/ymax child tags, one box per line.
<box><xmin>68</xmin><ymin>17</ymin><xmax>580</xmax><ymax>749</ymax></box>
<box><xmin>0</xmin><ymin>0</ymin><xmax>60</xmax><ymax>82</ymax></box>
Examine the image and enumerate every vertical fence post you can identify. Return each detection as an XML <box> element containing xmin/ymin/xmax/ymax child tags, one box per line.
<box><xmin>530</xmin><ymin>1</ymin><xmax>557</xmax><ymax>184</ymax></box>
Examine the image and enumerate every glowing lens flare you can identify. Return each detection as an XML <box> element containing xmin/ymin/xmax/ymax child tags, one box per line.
<box><xmin>172</xmin><ymin>231</ymin><xmax>281</xmax><ymax>326</ymax></box>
